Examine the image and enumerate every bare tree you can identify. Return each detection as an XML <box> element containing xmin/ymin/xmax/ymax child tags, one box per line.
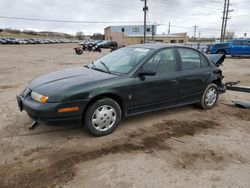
<box><xmin>76</xmin><ymin>31</ymin><xmax>85</xmax><ymax>40</ymax></box>
<box><xmin>91</xmin><ymin>33</ymin><xmax>104</xmax><ymax>40</ymax></box>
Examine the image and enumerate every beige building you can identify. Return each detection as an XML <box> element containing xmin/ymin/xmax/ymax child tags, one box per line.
<box><xmin>104</xmin><ymin>25</ymin><xmax>188</xmax><ymax>47</ymax></box>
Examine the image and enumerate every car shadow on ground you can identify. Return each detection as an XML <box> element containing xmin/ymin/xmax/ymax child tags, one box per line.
<box><xmin>36</xmin><ymin>104</ymin><xmax>201</xmax><ymax>137</ymax></box>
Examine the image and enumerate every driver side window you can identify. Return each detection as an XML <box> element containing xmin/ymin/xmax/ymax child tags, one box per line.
<box><xmin>143</xmin><ymin>51</ymin><xmax>161</xmax><ymax>70</ymax></box>
<box><xmin>143</xmin><ymin>48</ymin><xmax>177</xmax><ymax>74</ymax></box>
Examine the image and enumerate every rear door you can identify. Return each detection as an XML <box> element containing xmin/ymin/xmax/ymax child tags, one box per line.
<box><xmin>231</xmin><ymin>40</ymin><xmax>249</xmax><ymax>55</ymax></box>
<box><xmin>177</xmin><ymin>47</ymin><xmax>211</xmax><ymax>103</ymax></box>
<box><xmin>133</xmin><ymin>48</ymin><xmax>180</xmax><ymax>112</ymax></box>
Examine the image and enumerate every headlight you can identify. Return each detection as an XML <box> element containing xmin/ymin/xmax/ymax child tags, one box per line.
<box><xmin>31</xmin><ymin>91</ymin><xmax>49</xmax><ymax>103</ymax></box>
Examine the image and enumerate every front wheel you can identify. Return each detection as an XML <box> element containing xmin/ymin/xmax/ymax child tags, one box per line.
<box><xmin>217</xmin><ymin>50</ymin><xmax>226</xmax><ymax>55</ymax></box>
<box><xmin>200</xmin><ymin>83</ymin><xmax>219</xmax><ymax>110</ymax></box>
<box><xmin>84</xmin><ymin>98</ymin><xmax>121</xmax><ymax>136</ymax></box>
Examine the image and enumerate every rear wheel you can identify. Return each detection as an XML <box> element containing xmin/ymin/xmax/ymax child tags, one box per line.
<box><xmin>76</xmin><ymin>49</ymin><xmax>83</xmax><ymax>55</ymax></box>
<box><xmin>84</xmin><ymin>98</ymin><xmax>121</xmax><ymax>136</ymax></box>
<box><xmin>200</xmin><ymin>83</ymin><xmax>219</xmax><ymax>110</ymax></box>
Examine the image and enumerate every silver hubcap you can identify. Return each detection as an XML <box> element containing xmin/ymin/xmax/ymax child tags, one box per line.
<box><xmin>205</xmin><ymin>88</ymin><xmax>217</xmax><ymax>106</ymax></box>
<box><xmin>92</xmin><ymin>105</ymin><xmax>116</xmax><ymax>131</ymax></box>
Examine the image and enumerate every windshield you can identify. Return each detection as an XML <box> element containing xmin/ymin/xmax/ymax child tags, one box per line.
<box><xmin>90</xmin><ymin>47</ymin><xmax>153</xmax><ymax>74</ymax></box>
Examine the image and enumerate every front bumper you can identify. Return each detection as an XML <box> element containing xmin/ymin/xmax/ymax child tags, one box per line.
<box><xmin>17</xmin><ymin>93</ymin><xmax>90</xmax><ymax>122</ymax></box>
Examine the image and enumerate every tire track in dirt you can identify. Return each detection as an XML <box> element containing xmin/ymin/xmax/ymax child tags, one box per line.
<box><xmin>0</xmin><ymin>119</ymin><xmax>219</xmax><ymax>188</ymax></box>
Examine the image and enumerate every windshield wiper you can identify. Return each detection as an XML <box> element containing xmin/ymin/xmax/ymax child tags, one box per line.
<box><xmin>91</xmin><ymin>61</ymin><xmax>118</xmax><ymax>75</ymax></box>
<box><xmin>90</xmin><ymin>61</ymin><xmax>107</xmax><ymax>73</ymax></box>
<box><xmin>91</xmin><ymin>61</ymin><xmax>96</xmax><ymax>69</ymax></box>
<box><xmin>100</xmin><ymin>61</ymin><xmax>111</xmax><ymax>73</ymax></box>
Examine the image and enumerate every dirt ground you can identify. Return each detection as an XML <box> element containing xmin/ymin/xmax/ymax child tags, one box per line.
<box><xmin>0</xmin><ymin>44</ymin><xmax>250</xmax><ymax>188</ymax></box>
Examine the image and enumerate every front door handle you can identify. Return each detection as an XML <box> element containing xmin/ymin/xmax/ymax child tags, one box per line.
<box><xmin>170</xmin><ymin>80</ymin><xmax>177</xmax><ymax>83</ymax></box>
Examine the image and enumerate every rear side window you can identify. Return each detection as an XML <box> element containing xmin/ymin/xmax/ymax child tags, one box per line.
<box><xmin>200</xmin><ymin>54</ymin><xmax>209</xmax><ymax>67</ymax></box>
<box><xmin>178</xmin><ymin>48</ymin><xmax>207</xmax><ymax>70</ymax></box>
<box><xmin>233</xmin><ymin>40</ymin><xmax>248</xmax><ymax>46</ymax></box>
<box><xmin>214</xmin><ymin>43</ymin><xmax>229</xmax><ymax>48</ymax></box>
<box><xmin>232</xmin><ymin>40</ymin><xmax>245</xmax><ymax>45</ymax></box>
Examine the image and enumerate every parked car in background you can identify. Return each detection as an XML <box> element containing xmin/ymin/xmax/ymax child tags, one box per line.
<box><xmin>17</xmin><ymin>44</ymin><xmax>225</xmax><ymax>136</ymax></box>
<box><xmin>5</xmin><ymin>38</ymin><xmax>19</xmax><ymax>44</ymax></box>
<box><xmin>209</xmin><ymin>39</ymin><xmax>250</xmax><ymax>56</ymax></box>
<box><xmin>15</xmin><ymin>39</ymin><xmax>28</xmax><ymax>44</ymax></box>
<box><xmin>78</xmin><ymin>40</ymin><xmax>103</xmax><ymax>51</ymax></box>
<box><xmin>0</xmin><ymin>37</ymin><xmax>75</xmax><ymax>45</ymax></box>
<box><xmin>97</xmin><ymin>41</ymin><xmax>118</xmax><ymax>48</ymax></box>
<box><xmin>0</xmin><ymin>38</ymin><xmax>8</xmax><ymax>44</ymax></box>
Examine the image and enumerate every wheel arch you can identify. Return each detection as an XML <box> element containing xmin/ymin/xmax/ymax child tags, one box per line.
<box><xmin>212</xmin><ymin>77</ymin><xmax>222</xmax><ymax>86</ymax></box>
<box><xmin>216</xmin><ymin>49</ymin><xmax>227</xmax><ymax>55</ymax></box>
<box><xmin>82</xmin><ymin>93</ymin><xmax>126</xmax><ymax>121</ymax></box>
<box><xmin>210</xmin><ymin>68</ymin><xmax>223</xmax><ymax>88</ymax></box>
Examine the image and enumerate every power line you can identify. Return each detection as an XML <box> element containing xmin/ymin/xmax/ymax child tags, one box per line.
<box><xmin>0</xmin><ymin>16</ymin><xmax>144</xmax><ymax>24</ymax></box>
<box><xmin>152</xmin><ymin>0</ymin><xmax>223</xmax><ymax>11</ymax></box>
<box><xmin>170</xmin><ymin>25</ymin><xmax>192</xmax><ymax>29</ymax></box>
<box><xmin>158</xmin><ymin>23</ymin><xmax>249</xmax><ymax>33</ymax></box>
<box><xmin>234</xmin><ymin>0</ymin><xmax>250</xmax><ymax>5</ymax></box>
<box><xmin>86</xmin><ymin>0</ymin><xmax>140</xmax><ymax>13</ymax></box>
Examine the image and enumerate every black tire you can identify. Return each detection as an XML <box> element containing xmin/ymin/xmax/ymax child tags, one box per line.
<box><xmin>200</xmin><ymin>83</ymin><xmax>219</xmax><ymax>110</ymax></box>
<box><xmin>76</xmin><ymin>50</ymin><xmax>83</xmax><ymax>55</ymax></box>
<box><xmin>84</xmin><ymin>98</ymin><xmax>121</xmax><ymax>136</ymax></box>
<box><xmin>217</xmin><ymin>50</ymin><xmax>226</xmax><ymax>55</ymax></box>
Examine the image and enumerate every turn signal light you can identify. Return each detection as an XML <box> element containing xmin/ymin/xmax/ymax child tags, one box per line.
<box><xmin>58</xmin><ymin>107</ymin><xmax>80</xmax><ymax>113</ymax></box>
<box><xmin>40</xmin><ymin>96</ymin><xmax>48</xmax><ymax>103</ymax></box>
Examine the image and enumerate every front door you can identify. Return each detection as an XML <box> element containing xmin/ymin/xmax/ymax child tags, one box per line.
<box><xmin>133</xmin><ymin>48</ymin><xmax>180</xmax><ymax>113</ymax></box>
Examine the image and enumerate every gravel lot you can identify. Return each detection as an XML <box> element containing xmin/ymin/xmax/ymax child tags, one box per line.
<box><xmin>0</xmin><ymin>44</ymin><xmax>250</xmax><ymax>188</ymax></box>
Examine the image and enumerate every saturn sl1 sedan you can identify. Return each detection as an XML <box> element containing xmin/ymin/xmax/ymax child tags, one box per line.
<box><xmin>17</xmin><ymin>43</ymin><xmax>226</xmax><ymax>136</ymax></box>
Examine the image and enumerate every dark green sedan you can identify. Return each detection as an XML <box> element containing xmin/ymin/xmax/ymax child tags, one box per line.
<box><xmin>17</xmin><ymin>43</ymin><xmax>225</xmax><ymax>136</ymax></box>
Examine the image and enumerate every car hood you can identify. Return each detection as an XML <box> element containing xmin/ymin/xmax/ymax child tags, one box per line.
<box><xmin>29</xmin><ymin>66</ymin><xmax>116</xmax><ymax>100</ymax></box>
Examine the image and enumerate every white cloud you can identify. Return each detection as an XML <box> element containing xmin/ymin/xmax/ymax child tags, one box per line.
<box><xmin>0</xmin><ymin>0</ymin><xmax>249</xmax><ymax>37</ymax></box>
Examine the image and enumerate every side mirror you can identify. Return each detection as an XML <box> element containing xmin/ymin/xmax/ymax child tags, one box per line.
<box><xmin>138</xmin><ymin>67</ymin><xmax>156</xmax><ymax>76</ymax></box>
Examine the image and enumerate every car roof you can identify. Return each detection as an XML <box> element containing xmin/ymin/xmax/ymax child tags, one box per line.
<box><xmin>129</xmin><ymin>43</ymin><xmax>187</xmax><ymax>50</ymax></box>
<box><xmin>232</xmin><ymin>38</ymin><xmax>250</xmax><ymax>41</ymax></box>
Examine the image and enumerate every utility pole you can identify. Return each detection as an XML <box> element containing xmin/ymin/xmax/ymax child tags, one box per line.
<box><xmin>223</xmin><ymin>0</ymin><xmax>232</xmax><ymax>41</ymax></box>
<box><xmin>193</xmin><ymin>26</ymin><xmax>198</xmax><ymax>39</ymax></box>
<box><xmin>198</xmin><ymin>31</ymin><xmax>201</xmax><ymax>49</ymax></box>
<box><xmin>151</xmin><ymin>24</ymin><xmax>155</xmax><ymax>41</ymax></box>
<box><xmin>141</xmin><ymin>0</ymin><xmax>148</xmax><ymax>43</ymax></box>
<box><xmin>220</xmin><ymin>0</ymin><xmax>232</xmax><ymax>42</ymax></box>
<box><xmin>168</xmin><ymin>21</ymin><xmax>171</xmax><ymax>34</ymax></box>
<box><xmin>220</xmin><ymin>0</ymin><xmax>227</xmax><ymax>42</ymax></box>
